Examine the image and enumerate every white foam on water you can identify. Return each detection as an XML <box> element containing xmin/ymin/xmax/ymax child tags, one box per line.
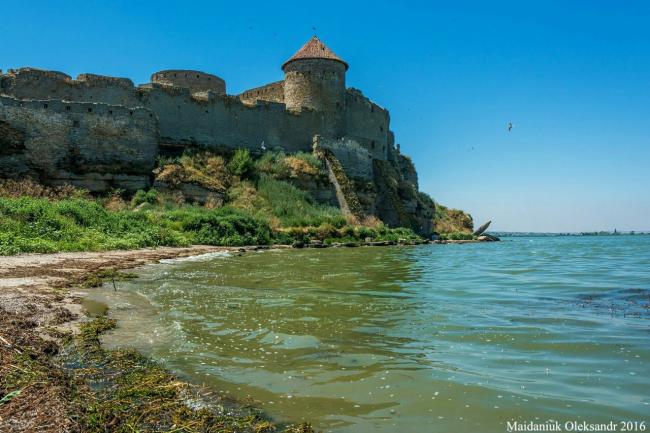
<box><xmin>160</xmin><ymin>250</ymin><xmax>232</xmax><ymax>264</ymax></box>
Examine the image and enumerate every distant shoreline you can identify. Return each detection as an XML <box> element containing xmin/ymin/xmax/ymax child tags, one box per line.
<box><xmin>492</xmin><ymin>231</ymin><xmax>650</xmax><ymax>237</ymax></box>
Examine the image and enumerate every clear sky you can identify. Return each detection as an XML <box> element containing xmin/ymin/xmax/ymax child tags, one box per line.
<box><xmin>3</xmin><ymin>0</ymin><xmax>649</xmax><ymax>232</ymax></box>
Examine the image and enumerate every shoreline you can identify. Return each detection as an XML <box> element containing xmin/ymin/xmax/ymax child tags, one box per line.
<box><xmin>0</xmin><ymin>240</ymin><xmax>494</xmax><ymax>432</ymax></box>
<box><xmin>1</xmin><ymin>245</ymin><xmax>317</xmax><ymax>432</ymax></box>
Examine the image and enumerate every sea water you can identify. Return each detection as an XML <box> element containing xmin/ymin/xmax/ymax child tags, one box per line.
<box><xmin>87</xmin><ymin>236</ymin><xmax>650</xmax><ymax>432</ymax></box>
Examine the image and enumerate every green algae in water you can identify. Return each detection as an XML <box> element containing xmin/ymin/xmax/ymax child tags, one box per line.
<box><xmin>87</xmin><ymin>237</ymin><xmax>650</xmax><ymax>433</ymax></box>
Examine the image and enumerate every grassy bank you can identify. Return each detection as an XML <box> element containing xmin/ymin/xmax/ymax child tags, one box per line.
<box><xmin>0</xmin><ymin>178</ymin><xmax>421</xmax><ymax>255</ymax></box>
<box><xmin>433</xmin><ymin>204</ymin><xmax>475</xmax><ymax>240</ymax></box>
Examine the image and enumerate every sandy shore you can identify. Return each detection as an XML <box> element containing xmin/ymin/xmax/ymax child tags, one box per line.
<box><xmin>0</xmin><ymin>245</ymin><xmax>232</xmax><ymax>432</ymax></box>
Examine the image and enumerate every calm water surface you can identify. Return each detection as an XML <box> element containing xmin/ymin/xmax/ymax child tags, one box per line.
<box><xmin>88</xmin><ymin>236</ymin><xmax>650</xmax><ymax>432</ymax></box>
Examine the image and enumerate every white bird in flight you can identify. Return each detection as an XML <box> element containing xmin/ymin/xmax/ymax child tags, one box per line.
<box><xmin>507</xmin><ymin>122</ymin><xmax>514</xmax><ymax>132</ymax></box>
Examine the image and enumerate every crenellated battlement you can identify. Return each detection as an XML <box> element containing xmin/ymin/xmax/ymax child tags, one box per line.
<box><xmin>151</xmin><ymin>70</ymin><xmax>225</xmax><ymax>95</ymax></box>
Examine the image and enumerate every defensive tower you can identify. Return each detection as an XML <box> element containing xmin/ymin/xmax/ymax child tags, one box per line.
<box><xmin>282</xmin><ymin>36</ymin><xmax>347</xmax><ymax>115</ymax></box>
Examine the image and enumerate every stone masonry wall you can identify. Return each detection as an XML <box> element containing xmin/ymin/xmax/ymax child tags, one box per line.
<box><xmin>0</xmin><ymin>95</ymin><xmax>158</xmax><ymax>192</ymax></box>
<box><xmin>239</xmin><ymin>81</ymin><xmax>285</xmax><ymax>104</ymax></box>
<box><xmin>1</xmin><ymin>68</ymin><xmax>139</xmax><ymax>107</ymax></box>
<box><xmin>139</xmin><ymin>84</ymin><xmax>325</xmax><ymax>155</ymax></box>
<box><xmin>150</xmin><ymin>70</ymin><xmax>226</xmax><ymax>94</ymax></box>
<box><xmin>344</xmin><ymin>88</ymin><xmax>389</xmax><ymax>160</ymax></box>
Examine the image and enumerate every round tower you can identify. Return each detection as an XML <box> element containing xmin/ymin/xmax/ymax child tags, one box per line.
<box><xmin>282</xmin><ymin>36</ymin><xmax>347</xmax><ymax>114</ymax></box>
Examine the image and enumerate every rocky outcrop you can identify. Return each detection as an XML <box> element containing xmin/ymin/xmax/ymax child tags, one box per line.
<box><xmin>371</xmin><ymin>160</ymin><xmax>434</xmax><ymax>235</ymax></box>
<box><xmin>314</xmin><ymin>143</ymin><xmax>365</xmax><ymax>222</ymax></box>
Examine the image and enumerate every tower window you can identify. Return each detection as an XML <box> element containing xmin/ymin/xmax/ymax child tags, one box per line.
<box><xmin>371</xmin><ymin>141</ymin><xmax>376</xmax><ymax>149</ymax></box>
<box><xmin>380</xmin><ymin>126</ymin><xmax>384</xmax><ymax>132</ymax></box>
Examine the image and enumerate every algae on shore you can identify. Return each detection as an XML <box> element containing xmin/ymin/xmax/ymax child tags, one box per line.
<box><xmin>0</xmin><ymin>246</ymin><xmax>316</xmax><ymax>433</ymax></box>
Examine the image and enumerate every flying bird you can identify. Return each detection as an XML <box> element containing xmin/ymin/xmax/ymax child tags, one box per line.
<box><xmin>260</xmin><ymin>140</ymin><xmax>266</xmax><ymax>151</ymax></box>
<box><xmin>507</xmin><ymin>122</ymin><xmax>514</xmax><ymax>132</ymax></box>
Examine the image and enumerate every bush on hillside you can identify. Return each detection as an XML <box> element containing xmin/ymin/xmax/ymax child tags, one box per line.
<box><xmin>173</xmin><ymin>206</ymin><xmax>271</xmax><ymax>246</ymax></box>
<box><xmin>131</xmin><ymin>189</ymin><xmax>158</xmax><ymax>206</ymax></box>
<box><xmin>155</xmin><ymin>152</ymin><xmax>230</xmax><ymax>191</ymax></box>
<box><xmin>227</xmin><ymin>149</ymin><xmax>254</xmax><ymax>178</ymax></box>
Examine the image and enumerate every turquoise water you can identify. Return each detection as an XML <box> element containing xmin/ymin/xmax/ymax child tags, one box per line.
<box><xmin>89</xmin><ymin>236</ymin><xmax>650</xmax><ymax>432</ymax></box>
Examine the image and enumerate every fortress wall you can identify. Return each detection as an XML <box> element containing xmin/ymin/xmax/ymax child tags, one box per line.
<box><xmin>1</xmin><ymin>68</ymin><xmax>139</xmax><ymax>107</ymax></box>
<box><xmin>344</xmin><ymin>88</ymin><xmax>390</xmax><ymax>160</ymax></box>
<box><xmin>0</xmin><ymin>95</ymin><xmax>157</xmax><ymax>191</ymax></box>
<box><xmin>140</xmin><ymin>87</ymin><xmax>324</xmax><ymax>154</ymax></box>
<box><xmin>151</xmin><ymin>70</ymin><xmax>226</xmax><ymax>94</ymax></box>
<box><xmin>239</xmin><ymin>81</ymin><xmax>285</xmax><ymax>104</ymax></box>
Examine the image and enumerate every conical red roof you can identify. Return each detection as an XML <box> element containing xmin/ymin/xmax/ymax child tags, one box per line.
<box><xmin>282</xmin><ymin>36</ymin><xmax>348</xmax><ymax>70</ymax></box>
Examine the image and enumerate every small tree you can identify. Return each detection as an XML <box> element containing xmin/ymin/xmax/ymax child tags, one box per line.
<box><xmin>227</xmin><ymin>149</ymin><xmax>254</xmax><ymax>178</ymax></box>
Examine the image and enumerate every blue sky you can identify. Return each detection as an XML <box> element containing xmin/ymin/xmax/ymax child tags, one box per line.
<box><xmin>3</xmin><ymin>0</ymin><xmax>649</xmax><ymax>232</ymax></box>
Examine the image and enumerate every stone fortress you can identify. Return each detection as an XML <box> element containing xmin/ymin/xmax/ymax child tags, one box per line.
<box><xmin>0</xmin><ymin>37</ymin><xmax>436</xmax><ymax>234</ymax></box>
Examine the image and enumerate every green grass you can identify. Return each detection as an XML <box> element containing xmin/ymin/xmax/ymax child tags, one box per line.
<box><xmin>439</xmin><ymin>231</ymin><xmax>475</xmax><ymax>241</ymax></box>
<box><xmin>0</xmin><ymin>197</ymin><xmax>185</xmax><ymax>255</ymax></box>
<box><xmin>256</xmin><ymin>175</ymin><xmax>346</xmax><ymax>227</ymax></box>
<box><xmin>0</xmin><ymin>194</ymin><xmax>421</xmax><ymax>255</ymax></box>
<box><xmin>0</xmin><ymin>197</ymin><xmax>273</xmax><ymax>254</ymax></box>
<box><xmin>0</xmin><ymin>147</ymin><xmax>429</xmax><ymax>255</ymax></box>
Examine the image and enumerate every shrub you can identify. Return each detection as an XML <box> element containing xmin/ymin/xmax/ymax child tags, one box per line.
<box><xmin>155</xmin><ymin>152</ymin><xmax>230</xmax><ymax>192</ymax></box>
<box><xmin>227</xmin><ymin>149</ymin><xmax>254</xmax><ymax>178</ymax></box>
<box><xmin>255</xmin><ymin>151</ymin><xmax>322</xmax><ymax>180</ymax></box>
<box><xmin>255</xmin><ymin>151</ymin><xmax>291</xmax><ymax>179</ymax></box>
<box><xmin>131</xmin><ymin>189</ymin><xmax>158</xmax><ymax>206</ymax></box>
<box><xmin>440</xmin><ymin>231</ymin><xmax>474</xmax><ymax>241</ymax></box>
<box><xmin>176</xmin><ymin>207</ymin><xmax>271</xmax><ymax>246</ymax></box>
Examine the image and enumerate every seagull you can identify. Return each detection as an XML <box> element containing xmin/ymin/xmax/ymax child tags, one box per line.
<box><xmin>507</xmin><ymin>122</ymin><xmax>514</xmax><ymax>132</ymax></box>
<box><xmin>260</xmin><ymin>140</ymin><xmax>266</xmax><ymax>152</ymax></box>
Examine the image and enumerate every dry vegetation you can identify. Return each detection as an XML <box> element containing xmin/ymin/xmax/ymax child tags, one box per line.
<box><xmin>433</xmin><ymin>204</ymin><xmax>474</xmax><ymax>236</ymax></box>
<box><xmin>0</xmin><ymin>178</ymin><xmax>89</xmax><ymax>200</ymax></box>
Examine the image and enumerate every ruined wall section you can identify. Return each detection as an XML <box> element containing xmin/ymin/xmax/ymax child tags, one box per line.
<box><xmin>344</xmin><ymin>88</ymin><xmax>390</xmax><ymax>160</ymax></box>
<box><xmin>239</xmin><ymin>81</ymin><xmax>285</xmax><ymax>104</ymax></box>
<box><xmin>0</xmin><ymin>95</ymin><xmax>158</xmax><ymax>191</ymax></box>
<box><xmin>1</xmin><ymin>68</ymin><xmax>139</xmax><ymax>106</ymax></box>
<box><xmin>138</xmin><ymin>85</ymin><xmax>325</xmax><ymax>155</ymax></box>
<box><xmin>150</xmin><ymin>70</ymin><xmax>226</xmax><ymax>94</ymax></box>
